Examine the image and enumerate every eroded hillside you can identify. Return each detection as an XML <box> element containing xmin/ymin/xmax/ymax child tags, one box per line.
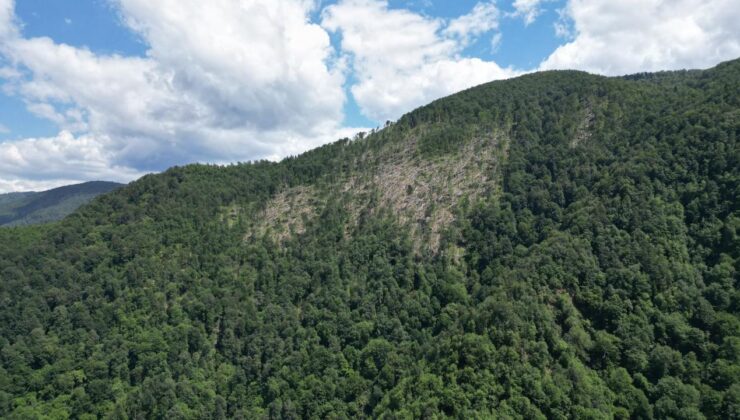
<box><xmin>243</xmin><ymin>125</ymin><xmax>510</xmax><ymax>252</ymax></box>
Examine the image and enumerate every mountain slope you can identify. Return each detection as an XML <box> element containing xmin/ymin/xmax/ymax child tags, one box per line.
<box><xmin>0</xmin><ymin>59</ymin><xmax>738</xmax><ymax>418</ymax></box>
<box><xmin>0</xmin><ymin>181</ymin><xmax>123</xmax><ymax>226</ymax></box>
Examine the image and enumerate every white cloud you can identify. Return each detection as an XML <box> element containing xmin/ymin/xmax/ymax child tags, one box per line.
<box><xmin>0</xmin><ymin>0</ymin><xmax>354</xmax><ymax>191</ymax></box>
<box><xmin>541</xmin><ymin>0</ymin><xmax>740</xmax><ymax>75</ymax></box>
<box><xmin>322</xmin><ymin>0</ymin><xmax>515</xmax><ymax>122</ymax></box>
<box><xmin>553</xmin><ymin>8</ymin><xmax>574</xmax><ymax>40</ymax></box>
<box><xmin>0</xmin><ymin>178</ymin><xmax>73</xmax><ymax>192</ymax></box>
<box><xmin>0</xmin><ymin>0</ymin><xmax>16</xmax><ymax>39</ymax></box>
<box><xmin>115</xmin><ymin>0</ymin><xmax>345</xmax><ymax>134</ymax></box>
<box><xmin>512</xmin><ymin>0</ymin><xmax>544</xmax><ymax>25</ymax></box>
<box><xmin>490</xmin><ymin>32</ymin><xmax>503</xmax><ymax>53</ymax></box>
<box><xmin>445</xmin><ymin>2</ymin><xmax>499</xmax><ymax>44</ymax></box>
<box><xmin>0</xmin><ymin>131</ymin><xmax>144</xmax><ymax>192</ymax></box>
<box><xmin>0</xmin><ymin>65</ymin><xmax>19</xmax><ymax>79</ymax></box>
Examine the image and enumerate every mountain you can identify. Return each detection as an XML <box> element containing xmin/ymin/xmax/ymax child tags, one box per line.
<box><xmin>0</xmin><ymin>181</ymin><xmax>124</xmax><ymax>226</ymax></box>
<box><xmin>0</xmin><ymin>59</ymin><xmax>738</xmax><ymax>418</ymax></box>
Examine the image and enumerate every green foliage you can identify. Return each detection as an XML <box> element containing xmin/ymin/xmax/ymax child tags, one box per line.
<box><xmin>0</xmin><ymin>58</ymin><xmax>738</xmax><ymax>418</ymax></box>
<box><xmin>0</xmin><ymin>181</ymin><xmax>123</xmax><ymax>226</ymax></box>
<box><xmin>417</xmin><ymin>124</ymin><xmax>470</xmax><ymax>157</ymax></box>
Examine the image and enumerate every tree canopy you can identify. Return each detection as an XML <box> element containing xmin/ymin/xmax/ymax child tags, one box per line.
<box><xmin>0</xmin><ymin>59</ymin><xmax>738</xmax><ymax>418</ymax></box>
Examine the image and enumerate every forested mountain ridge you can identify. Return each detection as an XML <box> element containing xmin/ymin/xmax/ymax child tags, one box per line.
<box><xmin>0</xmin><ymin>181</ymin><xmax>123</xmax><ymax>227</ymax></box>
<box><xmin>0</xmin><ymin>59</ymin><xmax>738</xmax><ymax>418</ymax></box>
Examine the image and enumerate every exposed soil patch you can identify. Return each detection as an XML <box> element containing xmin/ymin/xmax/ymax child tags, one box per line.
<box><xmin>244</xmin><ymin>127</ymin><xmax>509</xmax><ymax>253</ymax></box>
<box><xmin>571</xmin><ymin>103</ymin><xmax>595</xmax><ymax>148</ymax></box>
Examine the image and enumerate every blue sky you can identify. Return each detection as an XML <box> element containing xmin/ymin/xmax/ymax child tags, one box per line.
<box><xmin>2</xmin><ymin>0</ymin><xmax>566</xmax><ymax>139</ymax></box>
<box><xmin>0</xmin><ymin>0</ymin><xmax>145</xmax><ymax>140</ymax></box>
<box><xmin>0</xmin><ymin>0</ymin><xmax>738</xmax><ymax>191</ymax></box>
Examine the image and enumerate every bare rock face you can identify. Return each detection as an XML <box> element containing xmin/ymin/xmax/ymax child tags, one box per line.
<box><xmin>242</xmin><ymin>124</ymin><xmax>509</xmax><ymax>253</ymax></box>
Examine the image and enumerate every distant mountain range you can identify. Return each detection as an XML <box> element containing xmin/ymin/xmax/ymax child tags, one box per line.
<box><xmin>0</xmin><ymin>181</ymin><xmax>123</xmax><ymax>226</ymax></box>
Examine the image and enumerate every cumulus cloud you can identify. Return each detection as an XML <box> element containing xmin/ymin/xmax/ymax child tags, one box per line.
<box><xmin>512</xmin><ymin>0</ymin><xmax>545</xmax><ymax>25</ymax></box>
<box><xmin>541</xmin><ymin>0</ymin><xmax>740</xmax><ymax>75</ymax></box>
<box><xmin>322</xmin><ymin>0</ymin><xmax>514</xmax><ymax>122</ymax></box>
<box><xmin>0</xmin><ymin>0</ymin><xmax>16</xmax><ymax>39</ymax></box>
<box><xmin>115</xmin><ymin>0</ymin><xmax>345</xmax><ymax>135</ymax></box>
<box><xmin>445</xmin><ymin>2</ymin><xmax>499</xmax><ymax>44</ymax></box>
<box><xmin>0</xmin><ymin>0</ymin><xmax>356</xmax><ymax>192</ymax></box>
<box><xmin>0</xmin><ymin>131</ymin><xmax>143</xmax><ymax>191</ymax></box>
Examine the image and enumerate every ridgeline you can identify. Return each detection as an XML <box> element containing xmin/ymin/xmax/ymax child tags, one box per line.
<box><xmin>0</xmin><ymin>181</ymin><xmax>123</xmax><ymax>227</ymax></box>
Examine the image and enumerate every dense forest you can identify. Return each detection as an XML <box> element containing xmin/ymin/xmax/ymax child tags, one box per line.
<box><xmin>0</xmin><ymin>58</ymin><xmax>738</xmax><ymax>419</ymax></box>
